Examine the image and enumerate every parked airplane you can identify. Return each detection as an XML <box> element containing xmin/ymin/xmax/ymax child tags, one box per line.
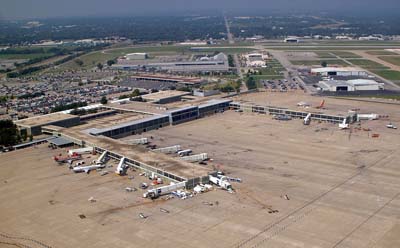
<box><xmin>73</xmin><ymin>164</ymin><xmax>105</xmax><ymax>174</ymax></box>
<box><xmin>54</xmin><ymin>153</ymin><xmax>81</xmax><ymax>164</ymax></box>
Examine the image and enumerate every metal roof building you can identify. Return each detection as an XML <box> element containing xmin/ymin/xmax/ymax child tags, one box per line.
<box><xmin>311</xmin><ymin>67</ymin><xmax>367</xmax><ymax>77</ymax></box>
<box><xmin>317</xmin><ymin>79</ymin><xmax>384</xmax><ymax>92</ymax></box>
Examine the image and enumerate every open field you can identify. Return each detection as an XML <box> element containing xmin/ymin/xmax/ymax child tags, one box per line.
<box><xmin>330</xmin><ymin>51</ymin><xmax>362</xmax><ymax>58</ymax></box>
<box><xmin>290</xmin><ymin>59</ymin><xmax>349</xmax><ymax>66</ymax></box>
<box><xmin>378</xmin><ymin>56</ymin><xmax>400</xmax><ymax>66</ymax></box>
<box><xmin>1</xmin><ymin>91</ymin><xmax>400</xmax><ymax>248</ymax></box>
<box><xmin>371</xmin><ymin>70</ymin><xmax>400</xmax><ymax>82</ymax></box>
<box><xmin>366</xmin><ymin>50</ymin><xmax>399</xmax><ymax>56</ymax></box>
<box><xmin>347</xmin><ymin>59</ymin><xmax>389</xmax><ymax>70</ymax></box>
<box><xmin>0</xmin><ymin>53</ymin><xmax>54</xmax><ymax>60</ymax></box>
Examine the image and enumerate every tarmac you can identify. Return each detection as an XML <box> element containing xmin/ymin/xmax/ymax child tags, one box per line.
<box><xmin>1</xmin><ymin>92</ymin><xmax>400</xmax><ymax>248</ymax></box>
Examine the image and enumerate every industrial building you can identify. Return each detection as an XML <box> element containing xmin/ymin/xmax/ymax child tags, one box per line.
<box><xmin>193</xmin><ymin>89</ymin><xmax>220</xmax><ymax>97</ymax></box>
<box><xmin>125</xmin><ymin>53</ymin><xmax>148</xmax><ymax>60</ymax></box>
<box><xmin>15</xmin><ymin>113</ymin><xmax>80</xmax><ymax>136</ymax></box>
<box><xmin>245</xmin><ymin>53</ymin><xmax>267</xmax><ymax>67</ymax></box>
<box><xmin>311</xmin><ymin>67</ymin><xmax>368</xmax><ymax>77</ymax></box>
<box><xmin>317</xmin><ymin>79</ymin><xmax>384</xmax><ymax>92</ymax></box>
<box><xmin>114</xmin><ymin>53</ymin><xmax>229</xmax><ymax>72</ymax></box>
<box><xmin>284</xmin><ymin>37</ymin><xmax>300</xmax><ymax>43</ymax></box>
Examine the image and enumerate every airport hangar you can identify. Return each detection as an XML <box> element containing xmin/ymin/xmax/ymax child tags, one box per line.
<box><xmin>317</xmin><ymin>79</ymin><xmax>384</xmax><ymax>92</ymax></box>
<box><xmin>311</xmin><ymin>67</ymin><xmax>368</xmax><ymax>77</ymax></box>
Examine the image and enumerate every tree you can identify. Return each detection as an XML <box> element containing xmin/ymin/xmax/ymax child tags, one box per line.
<box><xmin>107</xmin><ymin>59</ymin><xmax>116</xmax><ymax>66</ymax></box>
<box><xmin>321</xmin><ymin>61</ymin><xmax>328</xmax><ymax>67</ymax></box>
<box><xmin>97</xmin><ymin>63</ymin><xmax>103</xmax><ymax>70</ymax></box>
<box><xmin>29</xmin><ymin>134</ymin><xmax>33</xmax><ymax>142</ymax></box>
<box><xmin>132</xmin><ymin>89</ymin><xmax>141</xmax><ymax>97</ymax></box>
<box><xmin>74</xmin><ymin>59</ymin><xmax>84</xmax><ymax>67</ymax></box>
<box><xmin>21</xmin><ymin>131</ymin><xmax>27</xmax><ymax>141</ymax></box>
<box><xmin>0</xmin><ymin>120</ymin><xmax>20</xmax><ymax>147</ymax></box>
<box><xmin>246</xmin><ymin>76</ymin><xmax>257</xmax><ymax>90</ymax></box>
<box><xmin>100</xmin><ymin>96</ymin><xmax>108</xmax><ymax>104</ymax></box>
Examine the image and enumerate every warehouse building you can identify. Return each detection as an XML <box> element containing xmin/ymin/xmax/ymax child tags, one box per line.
<box><xmin>311</xmin><ymin>67</ymin><xmax>368</xmax><ymax>77</ymax></box>
<box><xmin>125</xmin><ymin>53</ymin><xmax>148</xmax><ymax>60</ymax></box>
<box><xmin>114</xmin><ymin>53</ymin><xmax>229</xmax><ymax>72</ymax></box>
<box><xmin>317</xmin><ymin>79</ymin><xmax>384</xmax><ymax>92</ymax></box>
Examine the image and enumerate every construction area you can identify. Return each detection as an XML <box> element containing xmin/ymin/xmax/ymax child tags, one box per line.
<box><xmin>1</xmin><ymin>90</ymin><xmax>400</xmax><ymax>248</ymax></box>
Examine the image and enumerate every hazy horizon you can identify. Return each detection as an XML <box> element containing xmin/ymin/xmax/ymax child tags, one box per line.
<box><xmin>1</xmin><ymin>0</ymin><xmax>400</xmax><ymax>20</ymax></box>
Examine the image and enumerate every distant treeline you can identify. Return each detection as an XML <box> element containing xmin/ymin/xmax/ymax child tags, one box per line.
<box><xmin>0</xmin><ymin>16</ymin><xmax>226</xmax><ymax>45</ymax></box>
<box><xmin>6</xmin><ymin>44</ymin><xmax>108</xmax><ymax>78</ymax></box>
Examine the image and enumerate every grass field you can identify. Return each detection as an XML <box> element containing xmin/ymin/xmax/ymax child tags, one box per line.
<box><xmin>347</xmin><ymin>59</ymin><xmax>389</xmax><ymax>69</ymax></box>
<box><xmin>377</xmin><ymin>56</ymin><xmax>400</xmax><ymax>66</ymax></box>
<box><xmin>371</xmin><ymin>70</ymin><xmax>400</xmax><ymax>82</ymax></box>
<box><xmin>331</xmin><ymin>51</ymin><xmax>361</xmax><ymax>58</ymax></box>
<box><xmin>366</xmin><ymin>50</ymin><xmax>399</xmax><ymax>56</ymax></box>
<box><xmin>315</xmin><ymin>51</ymin><xmax>336</xmax><ymax>58</ymax></box>
<box><xmin>290</xmin><ymin>59</ymin><xmax>349</xmax><ymax>66</ymax></box>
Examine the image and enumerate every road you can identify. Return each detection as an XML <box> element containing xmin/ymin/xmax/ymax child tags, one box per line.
<box><xmin>269</xmin><ymin>50</ymin><xmax>312</xmax><ymax>93</ymax></box>
<box><xmin>224</xmin><ymin>15</ymin><xmax>246</xmax><ymax>90</ymax></box>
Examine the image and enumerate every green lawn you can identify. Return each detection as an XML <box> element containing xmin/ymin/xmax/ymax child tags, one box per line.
<box><xmin>331</xmin><ymin>51</ymin><xmax>361</xmax><ymax>58</ymax></box>
<box><xmin>347</xmin><ymin>59</ymin><xmax>389</xmax><ymax>69</ymax></box>
<box><xmin>315</xmin><ymin>51</ymin><xmax>336</xmax><ymax>59</ymax></box>
<box><xmin>290</xmin><ymin>59</ymin><xmax>349</xmax><ymax>66</ymax></box>
<box><xmin>371</xmin><ymin>70</ymin><xmax>400</xmax><ymax>81</ymax></box>
<box><xmin>377</xmin><ymin>56</ymin><xmax>400</xmax><ymax>66</ymax></box>
<box><xmin>366</xmin><ymin>50</ymin><xmax>398</xmax><ymax>56</ymax></box>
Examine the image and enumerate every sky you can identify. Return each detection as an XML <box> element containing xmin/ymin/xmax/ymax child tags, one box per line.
<box><xmin>1</xmin><ymin>0</ymin><xmax>400</xmax><ymax>20</ymax></box>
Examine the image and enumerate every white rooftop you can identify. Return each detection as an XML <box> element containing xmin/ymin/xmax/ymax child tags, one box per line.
<box><xmin>311</xmin><ymin>67</ymin><xmax>365</xmax><ymax>73</ymax></box>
